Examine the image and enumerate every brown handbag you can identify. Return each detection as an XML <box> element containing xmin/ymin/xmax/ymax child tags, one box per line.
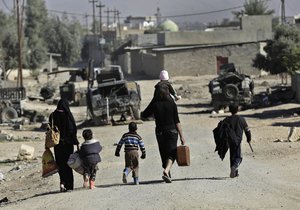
<box><xmin>45</xmin><ymin>113</ymin><xmax>60</xmax><ymax>148</ymax></box>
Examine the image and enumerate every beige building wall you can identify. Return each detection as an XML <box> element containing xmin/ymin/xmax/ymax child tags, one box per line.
<box><xmin>157</xmin><ymin>15</ymin><xmax>273</xmax><ymax>47</ymax></box>
<box><xmin>137</xmin><ymin>43</ymin><xmax>260</xmax><ymax>77</ymax></box>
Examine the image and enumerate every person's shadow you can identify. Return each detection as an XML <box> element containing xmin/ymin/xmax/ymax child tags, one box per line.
<box><xmin>96</xmin><ymin>176</ymin><xmax>228</xmax><ymax>187</ymax></box>
<box><xmin>4</xmin><ymin>176</ymin><xmax>228</xmax><ymax>205</ymax></box>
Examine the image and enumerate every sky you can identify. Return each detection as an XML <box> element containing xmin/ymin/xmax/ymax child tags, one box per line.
<box><xmin>1</xmin><ymin>0</ymin><xmax>300</xmax><ymax>24</ymax></box>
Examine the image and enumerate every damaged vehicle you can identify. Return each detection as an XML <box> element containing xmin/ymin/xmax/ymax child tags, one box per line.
<box><xmin>0</xmin><ymin>87</ymin><xmax>26</xmax><ymax>123</ymax></box>
<box><xmin>86</xmin><ymin>65</ymin><xmax>141</xmax><ymax>125</ymax></box>
<box><xmin>208</xmin><ymin>63</ymin><xmax>254</xmax><ymax>111</ymax></box>
<box><xmin>46</xmin><ymin>69</ymin><xmax>88</xmax><ymax>105</ymax></box>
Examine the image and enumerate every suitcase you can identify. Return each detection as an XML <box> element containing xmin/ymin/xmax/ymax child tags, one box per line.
<box><xmin>176</xmin><ymin>145</ymin><xmax>190</xmax><ymax>166</ymax></box>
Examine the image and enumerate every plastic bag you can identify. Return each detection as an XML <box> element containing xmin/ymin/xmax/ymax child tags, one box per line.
<box><xmin>67</xmin><ymin>151</ymin><xmax>84</xmax><ymax>175</ymax></box>
<box><xmin>42</xmin><ymin>148</ymin><xmax>59</xmax><ymax>178</ymax></box>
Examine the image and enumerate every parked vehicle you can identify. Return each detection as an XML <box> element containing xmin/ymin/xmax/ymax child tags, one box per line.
<box><xmin>86</xmin><ymin>65</ymin><xmax>141</xmax><ymax>125</ymax></box>
<box><xmin>208</xmin><ymin>63</ymin><xmax>254</xmax><ymax>111</ymax></box>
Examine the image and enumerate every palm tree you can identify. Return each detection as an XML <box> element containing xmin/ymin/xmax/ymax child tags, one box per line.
<box><xmin>233</xmin><ymin>0</ymin><xmax>275</xmax><ymax>18</ymax></box>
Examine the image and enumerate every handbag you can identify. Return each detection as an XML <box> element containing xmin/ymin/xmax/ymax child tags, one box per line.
<box><xmin>45</xmin><ymin>113</ymin><xmax>60</xmax><ymax>148</ymax></box>
<box><xmin>67</xmin><ymin>151</ymin><xmax>84</xmax><ymax>175</ymax></box>
<box><xmin>42</xmin><ymin>148</ymin><xmax>59</xmax><ymax>178</ymax></box>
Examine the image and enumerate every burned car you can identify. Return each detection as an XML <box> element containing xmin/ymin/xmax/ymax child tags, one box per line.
<box><xmin>208</xmin><ymin>63</ymin><xmax>254</xmax><ymax>110</ymax></box>
<box><xmin>87</xmin><ymin>65</ymin><xmax>141</xmax><ymax>125</ymax></box>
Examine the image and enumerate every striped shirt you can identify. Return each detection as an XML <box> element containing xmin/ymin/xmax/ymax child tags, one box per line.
<box><xmin>115</xmin><ymin>132</ymin><xmax>145</xmax><ymax>154</ymax></box>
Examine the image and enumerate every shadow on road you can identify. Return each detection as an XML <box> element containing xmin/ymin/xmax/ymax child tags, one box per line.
<box><xmin>97</xmin><ymin>176</ymin><xmax>228</xmax><ymax>187</ymax></box>
<box><xmin>3</xmin><ymin>176</ymin><xmax>229</xmax><ymax>207</ymax></box>
<box><xmin>272</xmin><ymin>122</ymin><xmax>300</xmax><ymax>127</ymax></box>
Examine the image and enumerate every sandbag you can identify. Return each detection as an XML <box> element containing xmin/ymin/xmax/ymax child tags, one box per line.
<box><xmin>67</xmin><ymin>151</ymin><xmax>84</xmax><ymax>175</ymax></box>
<box><xmin>42</xmin><ymin>148</ymin><xmax>59</xmax><ymax>178</ymax></box>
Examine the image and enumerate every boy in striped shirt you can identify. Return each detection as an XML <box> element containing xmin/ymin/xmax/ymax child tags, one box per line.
<box><xmin>115</xmin><ymin>122</ymin><xmax>146</xmax><ymax>185</ymax></box>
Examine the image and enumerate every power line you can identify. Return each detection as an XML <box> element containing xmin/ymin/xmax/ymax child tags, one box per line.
<box><xmin>2</xmin><ymin>0</ymin><xmax>12</xmax><ymax>12</ymax></box>
<box><xmin>47</xmin><ymin>5</ymin><xmax>245</xmax><ymax>20</ymax></box>
<box><xmin>164</xmin><ymin>5</ymin><xmax>244</xmax><ymax>18</ymax></box>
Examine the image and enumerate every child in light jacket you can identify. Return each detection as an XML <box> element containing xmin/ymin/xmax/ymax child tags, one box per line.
<box><xmin>80</xmin><ymin>129</ymin><xmax>102</xmax><ymax>189</ymax></box>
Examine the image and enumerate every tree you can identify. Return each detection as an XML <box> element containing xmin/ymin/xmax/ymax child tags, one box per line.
<box><xmin>24</xmin><ymin>0</ymin><xmax>48</xmax><ymax>70</ymax></box>
<box><xmin>253</xmin><ymin>25</ymin><xmax>300</xmax><ymax>74</ymax></box>
<box><xmin>2</xmin><ymin>32</ymin><xmax>19</xmax><ymax>73</ymax></box>
<box><xmin>0</xmin><ymin>11</ymin><xmax>19</xmax><ymax>73</ymax></box>
<box><xmin>233</xmin><ymin>0</ymin><xmax>274</xmax><ymax>18</ymax></box>
<box><xmin>44</xmin><ymin>17</ymin><xmax>83</xmax><ymax>66</ymax></box>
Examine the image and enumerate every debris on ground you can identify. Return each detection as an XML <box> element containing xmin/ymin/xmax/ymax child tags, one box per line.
<box><xmin>287</xmin><ymin>127</ymin><xmax>300</xmax><ymax>142</ymax></box>
<box><xmin>17</xmin><ymin>144</ymin><xmax>35</xmax><ymax>161</ymax></box>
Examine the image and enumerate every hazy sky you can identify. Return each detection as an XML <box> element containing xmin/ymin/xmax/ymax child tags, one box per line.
<box><xmin>1</xmin><ymin>0</ymin><xmax>300</xmax><ymax>24</ymax></box>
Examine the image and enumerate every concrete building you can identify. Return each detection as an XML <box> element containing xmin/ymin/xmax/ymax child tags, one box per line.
<box><xmin>117</xmin><ymin>15</ymin><xmax>273</xmax><ymax>78</ymax></box>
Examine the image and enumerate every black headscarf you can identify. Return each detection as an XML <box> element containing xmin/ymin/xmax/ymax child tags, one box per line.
<box><xmin>53</xmin><ymin>99</ymin><xmax>78</xmax><ymax>144</ymax></box>
<box><xmin>56</xmin><ymin>98</ymin><xmax>76</xmax><ymax>126</ymax></box>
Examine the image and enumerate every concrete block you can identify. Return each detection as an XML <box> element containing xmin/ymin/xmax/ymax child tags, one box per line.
<box><xmin>17</xmin><ymin>144</ymin><xmax>35</xmax><ymax>160</ymax></box>
<box><xmin>287</xmin><ymin>127</ymin><xmax>300</xmax><ymax>142</ymax></box>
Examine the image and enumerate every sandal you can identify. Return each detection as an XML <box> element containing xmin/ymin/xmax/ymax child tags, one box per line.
<box><xmin>162</xmin><ymin>172</ymin><xmax>172</xmax><ymax>183</ymax></box>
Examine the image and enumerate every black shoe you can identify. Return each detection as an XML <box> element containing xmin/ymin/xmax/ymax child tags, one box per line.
<box><xmin>230</xmin><ymin>167</ymin><xmax>238</xmax><ymax>178</ymax></box>
<box><xmin>162</xmin><ymin>172</ymin><xmax>172</xmax><ymax>183</ymax></box>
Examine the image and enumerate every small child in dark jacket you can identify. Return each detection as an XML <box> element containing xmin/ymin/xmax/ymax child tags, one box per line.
<box><xmin>115</xmin><ymin>122</ymin><xmax>146</xmax><ymax>185</ymax></box>
<box><xmin>80</xmin><ymin>129</ymin><xmax>102</xmax><ymax>189</ymax></box>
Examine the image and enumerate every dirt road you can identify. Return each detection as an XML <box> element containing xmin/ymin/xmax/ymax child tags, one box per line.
<box><xmin>1</xmin><ymin>76</ymin><xmax>300</xmax><ymax>209</ymax></box>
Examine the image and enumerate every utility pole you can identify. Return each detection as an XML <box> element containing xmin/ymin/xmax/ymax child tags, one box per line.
<box><xmin>96</xmin><ymin>2</ymin><xmax>105</xmax><ymax>38</ymax></box>
<box><xmin>96</xmin><ymin>2</ymin><xmax>105</xmax><ymax>67</ymax></box>
<box><xmin>16</xmin><ymin>0</ymin><xmax>24</xmax><ymax>88</ymax></box>
<box><xmin>116</xmin><ymin>10</ymin><xmax>122</xmax><ymax>39</ymax></box>
<box><xmin>105</xmin><ymin>7</ymin><xmax>111</xmax><ymax>32</ymax></box>
<box><xmin>84</xmin><ymin>13</ymin><xmax>89</xmax><ymax>35</ymax></box>
<box><xmin>281</xmin><ymin>0</ymin><xmax>287</xmax><ymax>84</ymax></box>
<box><xmin>89</xmin><ymin>0</ymin><xmax>98</xmax><ymax>35</ymax></box>
<box><xmin>281</xmin><ymin>0</ymin><xmax>286</xmax><ymax>25</ymax></box>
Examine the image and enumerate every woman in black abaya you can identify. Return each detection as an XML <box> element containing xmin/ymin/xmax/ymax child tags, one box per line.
<box><xmin>49</xmin><ymin>99</ymin><xmax>79</xmax><ymax>192</ymax></box>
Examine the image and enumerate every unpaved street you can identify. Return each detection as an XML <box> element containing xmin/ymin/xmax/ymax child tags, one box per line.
<box><xmin>1</xmin><ymin>76</ymin><xmax>300</xmax><ymax>209</ymax></box>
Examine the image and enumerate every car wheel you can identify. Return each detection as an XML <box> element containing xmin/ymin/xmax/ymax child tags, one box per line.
<box><xmin>1</xmin><ymin>107</ymin><xmax>18</xmax><ymax>122</ymax></box>
<box><xmin>223</xmin><ymin>84</ymin><xmax>239</xmax><ymax>100</ymax></box>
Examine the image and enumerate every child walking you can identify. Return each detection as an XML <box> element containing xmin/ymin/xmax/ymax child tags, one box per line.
<box><xmin>115</xmin><ymin>122</ymin><xmax>146</xmax><ymax>185</ymax></box>
<box><xmin>80</xmin><ymin>129</ymin><xmax>102</xmax><ymax>189</ymax></box>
